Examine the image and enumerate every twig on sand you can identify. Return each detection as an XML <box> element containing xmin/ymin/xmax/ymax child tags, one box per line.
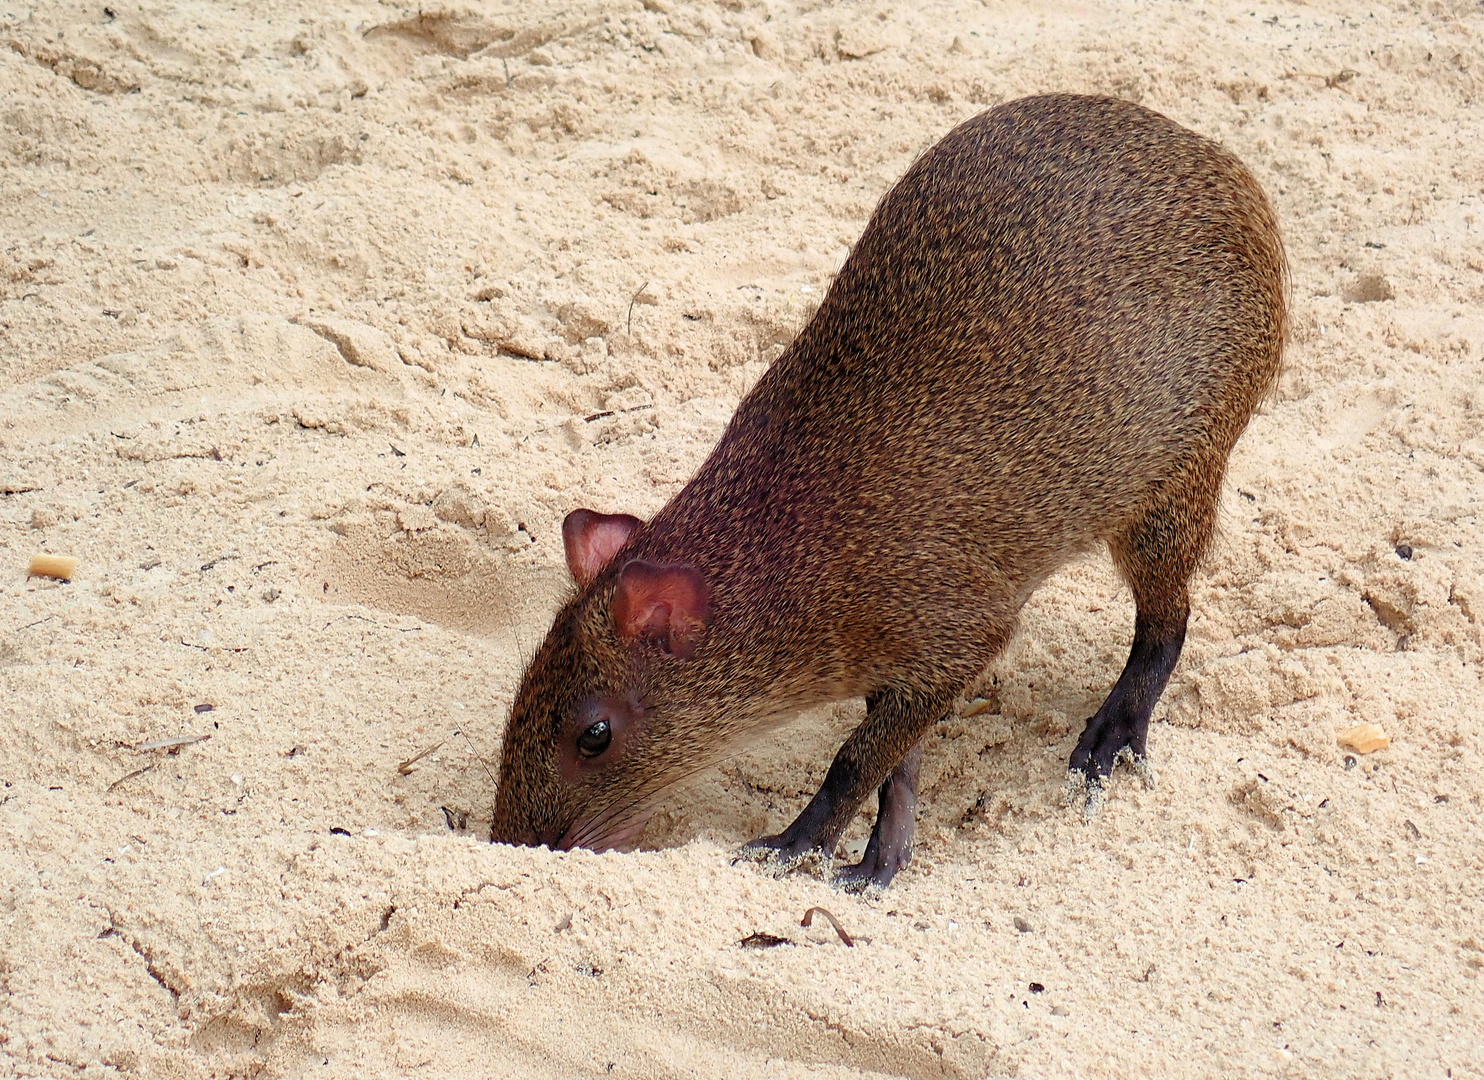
<box><xmin>627</xmin><ymin>281</ymin><xmax>650</xmax><ymax>335</ymax></box>
<box><xmin>397</xmin><ymin>740</ymin><xmax>445</xmax><ymax>776</ymax></box>
<box><xmin>1283</xmin><ymin>69</ymin><xmax>1357</xmax><ymax>89</ymax></box>
<box><xmin>107</xmin><ymin>764</ymin><xmax>156</xmax><ymax>792</ymax></box>
<box><xmin>135</xmin><ymin>734</ymin><xmax>212</xmax><ymax>752</ymax></box>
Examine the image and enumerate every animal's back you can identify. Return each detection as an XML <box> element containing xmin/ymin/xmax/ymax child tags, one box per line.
<box><xmin>640</xmin><ymin>94</ymin><xmax>1284</xmax><ymax>646</ymax></box>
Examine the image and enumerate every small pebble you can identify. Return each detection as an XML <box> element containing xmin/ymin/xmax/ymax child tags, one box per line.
<box><xmin>27</xmin><ymin>553</ymin><xmax>79</xmax><ymax>580</ymax></box>
<box><xmin>1338</xmin><ymin>723</ymin><xmax>1390</xmax><ymax>754</ymax></box>
<box><xmin>1014</xmin><ymin>917</ymin><xmax>1033</xmax><ymax>933</ymax></box>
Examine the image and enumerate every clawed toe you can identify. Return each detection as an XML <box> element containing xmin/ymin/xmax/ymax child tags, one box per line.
<box><xmin>832</xmin><ymin>844</ymin><xmax>908</xmax><ymax>892</ymax></box>
<box><xmin>1125</xmin><ymin>749</ymin><xmax>1156</xmax><ymax>789</ymax></box>
<box><xmin>833</xmin><ymin>866</ymin><xmax>887</xmax><ymax>894</ymax></box>
<box><xmin>1062</xmin><ymin>768</ymin><xmax>1108</xmax><ymax>816</ymax></box>
<box><xmin>1064</xmin><ymin>746</ymin><xmax>1155</xmax><ymax>816</ymax></box>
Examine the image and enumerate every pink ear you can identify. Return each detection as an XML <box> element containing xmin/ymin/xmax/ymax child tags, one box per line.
<box><xmin>563</xmin><ymin>509</ymin><xmax>642</xmax><ymax>587</ymax></box>
<box><xmin>612</xmin><ymin>560</ymin><xmax>711</xmax><ymax>659</ymax></box>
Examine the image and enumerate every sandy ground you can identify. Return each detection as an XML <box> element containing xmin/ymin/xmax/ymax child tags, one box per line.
<box><xmin>2</xmin><ymin>0</ymin><xmax>1482</xmax><ymax>1077</ymax></box>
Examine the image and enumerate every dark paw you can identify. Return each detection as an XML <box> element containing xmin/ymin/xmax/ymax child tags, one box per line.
<box><xmin>833</xmin><ymin>840</ymin><xmax>909</xmax><ymax>892</ymax></box>
<box><xmin>1069</xmin><ymin>709</ymin><xmax>1148</xmax><ymax>781</ymax></box>
<box><xmin>1066</xmin><ymin>713</ymin><xmax>1155</xmax><ymax>816</ymax></box>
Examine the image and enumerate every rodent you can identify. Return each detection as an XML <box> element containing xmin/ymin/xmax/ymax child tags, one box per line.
<box><xmin>489</xmin><ymin>93</ymin><xmax>1286</xmax><ymax>889</ymax></box>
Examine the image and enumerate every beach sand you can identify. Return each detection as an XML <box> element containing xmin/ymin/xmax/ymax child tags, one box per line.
<box><xmin>2</xmin><ymin>1</ymin><xmax>1481</xmax><ymax>1076</ymax></box>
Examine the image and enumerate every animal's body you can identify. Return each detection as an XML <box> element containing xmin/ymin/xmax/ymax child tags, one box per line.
<box><xmin>490</xmin><ymin>93</ymin><xmax>1286</xmax><ymax>888</ymax></box>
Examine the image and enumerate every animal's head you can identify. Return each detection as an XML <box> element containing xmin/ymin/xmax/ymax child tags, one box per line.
<box><xmin>490</xmin><ymin>508</ymin><xmax>713</xmax><ymax>851</ymax></box>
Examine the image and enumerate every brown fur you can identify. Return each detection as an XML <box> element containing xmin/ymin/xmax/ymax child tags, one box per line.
<box><xmin>490</xmin><ymin>94</ymin><xmax>1286</xmax><ymax>871</ymax></box>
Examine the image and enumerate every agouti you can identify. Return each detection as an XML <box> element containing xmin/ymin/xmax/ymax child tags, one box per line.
<box><xmin>489</xmin><ymin>93</ymin><xmax>1286</xmax><ymax>889</ymax></box>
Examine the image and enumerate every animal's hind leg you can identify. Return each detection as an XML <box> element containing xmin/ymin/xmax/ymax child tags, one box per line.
<box><xmin>1069</xmin><ymin>464</ymin><xmax>1219</xmax><ymax>803</ymax></box>
<box><xmin>1067</xmin><ymin>606</ymin><xmax>1186</xmax><ymax>793</ymax></box>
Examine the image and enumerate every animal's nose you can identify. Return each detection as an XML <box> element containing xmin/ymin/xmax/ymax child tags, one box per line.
<box><xmin>489</xmin><ymin>802</ymin><xmax>543</xmax><ymax>848</ymax></box>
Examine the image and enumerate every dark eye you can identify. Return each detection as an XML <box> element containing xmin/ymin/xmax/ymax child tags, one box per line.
<box><xmin>576</xmin><ymin>719</ymin><xmax>612</xmax><ymax>758</ymax></box>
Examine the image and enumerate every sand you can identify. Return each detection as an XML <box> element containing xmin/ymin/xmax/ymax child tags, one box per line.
<box><xmin>2</xmin><ymin>0</ymin><xmax>1482</xmax><ymax>1076</ymax></box>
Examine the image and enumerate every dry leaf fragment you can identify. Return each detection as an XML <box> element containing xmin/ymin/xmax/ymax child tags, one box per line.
<box><xmin>1338</xmin><ymin>723</ymin><xmax>1390</xmax><ymax>754</ymax></box>
<box><xmin>28</xmin><ymin>554</ymin><xmax>78</xmax><ymax>580</ymax></box>
<box><xmin>739</xmin><ymin>931</ymin><xmax>790</xmax><ymax>949</ymax></box>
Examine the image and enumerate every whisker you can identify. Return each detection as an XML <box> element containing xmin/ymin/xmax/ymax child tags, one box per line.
<box><xmin>568</xmin><ymin>792</ymin><xmax>651</xmax><ymax>850</ymax></box>
<box><xmin>568</xmin><ymin>772</ymin><xmax>692</xmax><ymax>850</ymax></box>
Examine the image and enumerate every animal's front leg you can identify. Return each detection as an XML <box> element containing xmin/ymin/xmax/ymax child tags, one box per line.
<box><xmin>745</xmin><ymin>688</ymin><xmax>947</xmax><ymax>875</ymax></box>
<box><xmin>834</xmin><ymin>736</ymin><xmax>925</xmax><ymax>891</ymax></box>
